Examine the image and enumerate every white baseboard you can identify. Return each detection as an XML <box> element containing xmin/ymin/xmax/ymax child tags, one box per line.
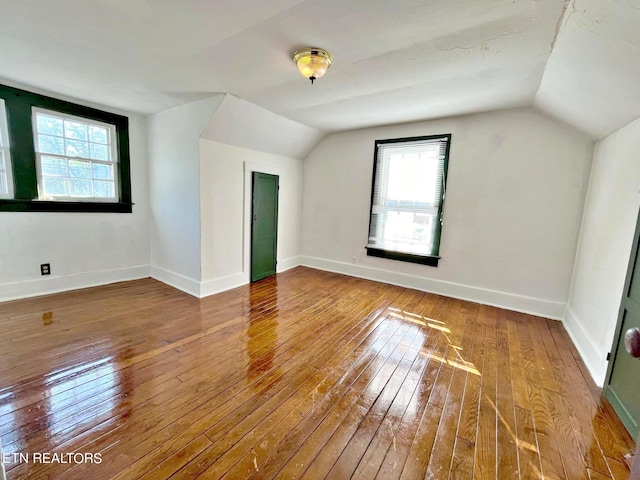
<box><xmin>300</xmin><ymin>256</ymin><xmax>566</xmax><ymax>320</ymax></box>
<box><xmin>277</xmin><ymin>256</ymin><xmax>301</xmax><ymax>273</ymax></box>
<box><xmin>200</xmin><ymin>272</ymin><xmax>247</xmax><ymax>298</ymax></box>
<box><xmin>153</xmin><ymin>257</ymin><xmax>302</xmax><ymax>299</ymax></box>
<box><xmin>563</xmin><ymin>305</ymin><xmax>607</xmax><ymax>387</ymax></box>
<box><xmin>0</xmin><ymin>265</ymin><xmax>151</xmax><ymax>302</ymax></box>
<box><xmin>200</xmin><ymin>256</ymin><xmax>301</xmax><ymax>297</ymax></box>
<box><xmin>150</xmin><ymin>266</ymin><xmax>201</xmax><ymax>298</ymax></box>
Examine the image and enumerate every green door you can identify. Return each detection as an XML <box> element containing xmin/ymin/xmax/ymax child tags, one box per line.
<box><xmin>251</xmin><ymin>172</ymin><xmax>279</xmax><ymax>282</ymax></box>
<box><xmin>605</xmin><ymin>211</ymin><xmax>640</xmax><ymax>436</ymax></box>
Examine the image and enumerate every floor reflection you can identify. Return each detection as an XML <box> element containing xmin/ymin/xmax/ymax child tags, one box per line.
<box><xmin>246</xmin><ymin>281</ymin><xmax>278</xmax><ymax>382</ymax></box>
<box><xmin>388</xmin><ymin>307</ymin><xmax>481</xmax><ymax>376</ymax></box>
<box><xmin>46</xmin><ymin>360</ymin><xmax>120</xmax><ymax>436</ymax></box>
<box><xmin>0</xmin><ymin>356</ymin><xmax>124</xmax><ymax>459</ymax></box>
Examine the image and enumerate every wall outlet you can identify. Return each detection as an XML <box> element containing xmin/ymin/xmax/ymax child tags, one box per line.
<box><xmin>352</xmin><ymin>256</ymin><xmax>357</xmax><ymax>264</ymax></box>
<box><xmin>40</xmin><ymin>263</ymin><xmax>51</xmax><ymax>276</ymax></box>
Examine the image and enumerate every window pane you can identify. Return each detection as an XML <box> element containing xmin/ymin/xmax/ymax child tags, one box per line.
<box><xmin>92</xmin><ymin>163</ymin><xmax>113</xmax><ymax>180</ymax></box>
<box><xmin>69</xmin><ymin>178</ymin><xmax>92</xmax><ymax>196</ymax></box>
<box><xmin>69</xmin><ymin>160</ymin><xmax>91</xmax><ymax>179</ymax></box>
<box><xmin>0</xmin><ymin>99</ymin><xmax>14</xmax><ymax>199</ymax></box>
<box><xmin>31</xmin><ymin>108</ymin><xmax>121</xmax><ymax>204</ymax></box>
<box><xmin>37</xmin><ymin>114</ymin><xmax>64</xmax><ymax>137</ymax></box>
<box><xmin>93</xmin><ymin>180</ymin><xmax>114</xmax><ymax>198</ymax></box>
<box><xmin>387</xmin><ymin>153</ymin><xmax>438</xmax><ymax>204</ymax></box>
<box><xmin>64</xmin><ymin>120</ymin><xmax>88</xmax><ymax>141</ymax></box>
<box><xmin>368</xmin><ymin>136</ymin><xmax>449</xmax><ymax>259</ymax></box>
<box><xmin>41</xmin><ymin>157</ymin><xmax>68</xmax><ymax>177</ymax></box>
<box><xmin>65</xmin><ymin>139</ymin><xmax>89</xmax><ymax>158</ymax></box>
<box><xmin>89</xmin><ymin>126</ymin><xmax>108</xmax><ymax>144</ymax></box>
<box><xmin>43</xmin><ymin>177</ymin><xmax>68</xmax><ymax>196</ymax></box>
<box><xmin>38</xmin><ymin>134</ymin><xmax>65</xmax><ymax>155</ymax></box>
<box><xmin>89</xmin><ymin>143</ymin><xmax>110</xmax><ymax>161</ymax></box>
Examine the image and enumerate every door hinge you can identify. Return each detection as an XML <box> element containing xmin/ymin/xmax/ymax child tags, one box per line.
<box><xmin>606</xmin><ymin>351</ymin><xmax>611</xmax><ymax>361</ymax></box>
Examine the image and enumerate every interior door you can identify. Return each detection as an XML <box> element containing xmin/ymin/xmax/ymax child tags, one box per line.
<box><xmin>605</xmin><ymin>210</ymin><xmax>640</xmax><ymax>436</ymax></box>
<box><xmin>631</xmin><ymin>435</ymin><xmax>640</xmax><ymax>480</ymax></box>
<box><xmin>250</xmin><ymin>172</ymin><xmax>279</xmax><ymax>282</ymax></box>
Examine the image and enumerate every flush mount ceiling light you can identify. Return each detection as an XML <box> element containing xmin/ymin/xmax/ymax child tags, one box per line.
<box><xmin>292</xmin><ymin>47</ymin><xmax>334</xmax><ymax>84</ymax></box>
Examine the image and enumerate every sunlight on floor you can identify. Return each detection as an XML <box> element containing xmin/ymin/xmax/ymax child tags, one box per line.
<box><xmin>389</xmin><ymin>307</ymin><xmax>481</xmax><ymax>376</ymax></box>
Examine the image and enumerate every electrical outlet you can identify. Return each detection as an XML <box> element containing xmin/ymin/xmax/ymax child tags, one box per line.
<box><xmin>352</xmin><ymin>256</ymin><xmax>357</xmax><ymax>264</ymax></box>
<box><xmin>40</xmin><ymin>263</ymin><xmax>51</xmax><ymax>276</ymax></box>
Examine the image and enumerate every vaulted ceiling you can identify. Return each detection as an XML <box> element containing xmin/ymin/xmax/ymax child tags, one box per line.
<box><xmin>0</xmin><ymin>0</ymin><xmax>637</xmax><ymax>139</ymax></box>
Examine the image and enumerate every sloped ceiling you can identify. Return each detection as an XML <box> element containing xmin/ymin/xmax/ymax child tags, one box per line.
<box><xmin>0</xmin><ymin>0</ymin><xmax>636</xmax><ymax>138</ymax></box>
<box><xmin>0</xmin><ymin>0</ymin><xmax>566</xmax><ymax>132</ymax></box>
<box><xmin>200</xmin><ymin>94</ymin><xmax>324</xmax><ymax>159</ymax></box>
<box><xmin>534</xmin><ymin>0</ymin><xmax>640</xmax><ymax>140</ymax></box>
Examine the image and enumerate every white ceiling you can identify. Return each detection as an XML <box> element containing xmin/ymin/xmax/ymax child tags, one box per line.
<box><xmin>534</xmin><ymin>0</ymin><xmax>640</xmax><ymax>139</ymax></box>
<box><xmin>0</xmin><ymin>0</ymin><xmax>637</xmax><ymax>138</ymax></box>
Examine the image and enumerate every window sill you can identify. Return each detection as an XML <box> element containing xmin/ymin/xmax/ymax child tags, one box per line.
<box><xmin>0</xmin><ymin>199</ymin><xmax>133</xmax><ymax>213</ymax></box>
<box><xmin>365</xmin><ymin>247</ymin><xmax>440</xmax><ymax>267</ymax></box>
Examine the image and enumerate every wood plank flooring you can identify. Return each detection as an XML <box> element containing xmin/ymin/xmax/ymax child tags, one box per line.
<box><xmin>0</xmin><ymin>267</ymin><xmax>635</xmax><ymax>479</ymax></box>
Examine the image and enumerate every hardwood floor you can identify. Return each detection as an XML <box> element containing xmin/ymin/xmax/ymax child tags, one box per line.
<box><xmin>0</xmin><ymin>267</ymin><xmax>634</xmax><ymax>479</ymax></box>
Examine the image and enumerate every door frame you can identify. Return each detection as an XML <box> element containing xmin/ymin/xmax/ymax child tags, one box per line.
<box><xmin>243</xmin><ymin>161</ymin><xmax>283</xmax><ymax>284</ymax></box>
<box><xmin>604</xmin><ymin>204</ymin><xmax>640</xmax><ymax>431</ymax></box>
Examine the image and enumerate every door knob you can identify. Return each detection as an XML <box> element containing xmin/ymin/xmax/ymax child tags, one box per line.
<box><xmin>624</xmin><ymin>328</ymin><xmax>640</xmax><ymax>359</ymax></box>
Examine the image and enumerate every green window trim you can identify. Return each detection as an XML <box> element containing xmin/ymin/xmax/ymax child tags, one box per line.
<box><xmin>366</xmin><ymin>133</ymin><xmax>452</xmax><ymax>267</ymax></box>
<box><xmin>0</xmin><ymin>83</ymin><xmax>132</xmax><ymax>213</ymax></box>
<box><xmin>365</xmin><ymin>247</ymin><xmax>441</xmax><ymax>267</ymax></box>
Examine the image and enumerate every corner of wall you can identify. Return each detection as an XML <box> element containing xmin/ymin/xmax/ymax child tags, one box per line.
<box><xmin>562</xmin><ymin>304</ymin><xmax>607</xmax><ymax>386</ymax></box>
<box><xmin>150</xmin><ymin>266</ymin><xmax>201</xmax><ymax>298</ymax></box>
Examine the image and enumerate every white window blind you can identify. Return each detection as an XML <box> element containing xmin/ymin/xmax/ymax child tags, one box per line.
<box><xmin>33</xmin><ymin>108</ymin><xmax>118</xmax><ymax>201</ymax></box>
<box><xmin>367</xmin><ymin>136</ymin><xmax>449</xmax><ymax>257</ymax></box>
<box><xmin>0</xmin><ymin>100</ymin><xmax>13</xmax><ymax>199</ymax></box>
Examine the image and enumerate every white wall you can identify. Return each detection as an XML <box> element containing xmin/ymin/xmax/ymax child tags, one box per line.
<box><xmin>0</xmin><ymin>105</ymin><xmax>150</xmax><ymax>301</ymax></box>
<box><xmin>147</xmin><ymin>96</ymin><xmax>223</xmax><ymax>296</ymax></box>
<box><xmin>564</xmin><ymin>116</ymin><xmax>640</xmax><ymax>386</ymax></box>
<box><xmin>199</xmin><ymin>139</ymin><xmax>303</xmax><ymax>296</ymax></box>
<box><xmin>301</xmin><ymin>108</ymin><xmax>593</xmax><ymax>319</ymax></box>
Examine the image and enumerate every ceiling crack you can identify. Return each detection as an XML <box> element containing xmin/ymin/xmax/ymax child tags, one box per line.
<box><xmin>550</xmin><ymin>0</ymin><xmax>572</xmax><ymax>53</ymax></box>
<box><xmin>434</xmin><ymin>30</ymin><xmax>525</xmax><ymax>52</ymax></box>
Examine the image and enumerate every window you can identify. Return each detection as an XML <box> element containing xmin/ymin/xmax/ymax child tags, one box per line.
<box><xmin>0</xmin><ymin>83</ymin><xmax>131</xmax><ymax>212</ymax></box>
<box><xmin>0</xmin><ymin>99</ymin><xmax>13</xmax><ymax>199</ymax></box>
<box><xmin>34</xmin><ymin>109</ymin><xmax>118</xmax><ymax>201</ymax></box>
<box><xmin>366</xmin><ymin>134</ymin><xmax>451</xmax><ymax>267</ymax></box>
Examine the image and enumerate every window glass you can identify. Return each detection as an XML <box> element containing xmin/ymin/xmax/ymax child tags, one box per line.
<box><xmin>33</xmin><ymin>109</ymin><xmax>118</xmax><ymax>201</ymax></box>
<box><xmin>367</xmin><ymin>135</ymin><xmax>450</xmax><ymax>263</ymax></box>
<box><xmin>0</xmin><ymin>83</ymin><xmax>132</xmax><ymax>213</ymax></box>
<box><xmin>0</xmin><ymin>100</ymin><xmax>13</xmax><ymax>198</ymax></box>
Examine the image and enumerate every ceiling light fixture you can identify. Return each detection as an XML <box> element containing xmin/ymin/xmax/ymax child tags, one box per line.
<box><xmin>292</xmin><ymin>47</ymin><xmax>334</xmax><ymax>85</ymax></box>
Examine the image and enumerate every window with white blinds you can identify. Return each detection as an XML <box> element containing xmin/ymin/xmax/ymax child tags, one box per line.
<box><xmin>366</xmin><ymin>134</ymin><xmax>451</xmax><ymax>266</ymax></box>
<box><xmin>0</xmin><ymin>99</ymin><xmax>13</xmax><ymax>199</ymax></box>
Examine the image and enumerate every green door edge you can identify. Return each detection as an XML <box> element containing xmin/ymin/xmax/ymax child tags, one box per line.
<box><xmin>603</xmin><ymin>204</ymin><xmax>640</xmax><ymax>437</ymax></box>
<box><xmin>605</xmin><ymin>387</ymin><xmax>638</xmax><ymax>435</ymax></box>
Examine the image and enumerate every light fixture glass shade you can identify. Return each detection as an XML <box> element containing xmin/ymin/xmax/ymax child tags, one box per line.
<box><xmin>293</xmin><ymin>48</ymin><xmax>334</xmax><ymax>83</ymax></box>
